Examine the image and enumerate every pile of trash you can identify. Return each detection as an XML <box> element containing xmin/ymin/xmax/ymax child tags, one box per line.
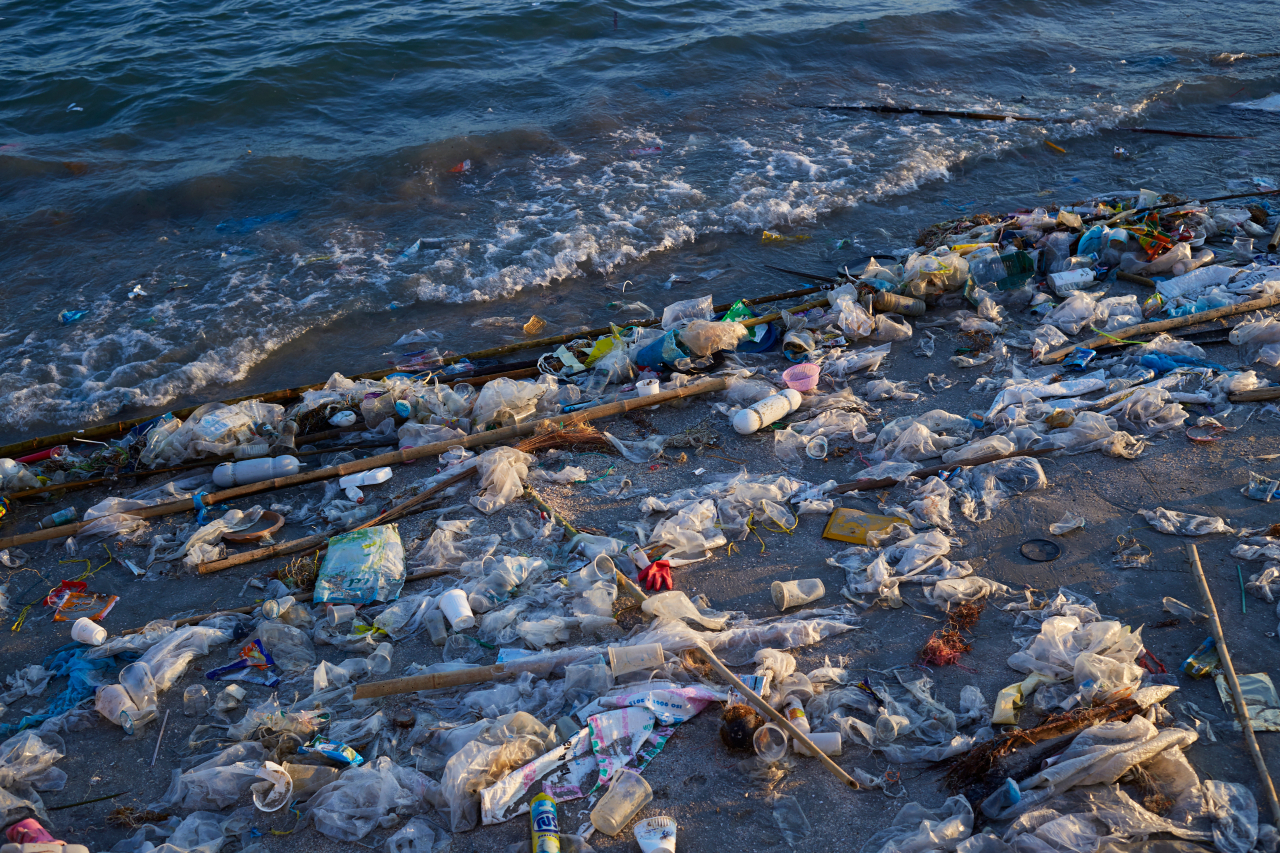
<box><xmin>0</xmin><ymin>184</ymin><xmax>1277</xmax><ymax>852</ymax></box>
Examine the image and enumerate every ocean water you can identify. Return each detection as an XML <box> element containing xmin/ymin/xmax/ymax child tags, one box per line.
<box><xmin>1</xmin><ymin>0</ymin><xmax>1278</xmax><ymax>442</ymax></box>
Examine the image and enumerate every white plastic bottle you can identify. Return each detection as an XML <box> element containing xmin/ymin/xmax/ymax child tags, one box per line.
<box><xmin>339</xmin><ymin>467</ymin><xmax>393</xmax><ymax>503</ymax></box>
<box><xmin>732</xmin><ymin>389</ymin><xmax>802</xmax><ymax>435</ymax></box>
<box><xmin>782</xmin><ymin>695</ymin><xmax>810</xmax><ymax>735</ymax></box>
<box><xmin>213</xmin><ymin>455</ymin><xmax>300</xmax><ymax>487</ymax></box>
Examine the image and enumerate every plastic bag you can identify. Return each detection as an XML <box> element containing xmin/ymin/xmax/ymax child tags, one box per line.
<box><xmin>249</xmin><ymin>621</ymin><xmax>316</xmax><ymax>673</ymax></box>
<box><xmin>866</xmin><ymin>379</ymin><xmax>919</xmax><ymax>401</ymax></box>
<box><xmin>941</xmin><ymin>435</ymin><xmax>1014</xmax><ymax>465</ymax></box>
<box><xmin>314</xmin><ymin>525</ymin><xmax>406</xmax><ymax>604</ymax></box>
<box><xmin>1138</xmin><ymin>508</ymin><xmax>1233</xmax><ymax>537</ymax></box>
<box><xmin>310</xmin><ymin>756</ymin><xmax>439</xmax><ymax>840</ymax></box>
<box><xmin>150</xmin><ymin>742</ymin><xmax>265</xmax><ymax>811</ymax></box>
<box><xmin>471</xmin><ymin>379</ymin><xmax>546</xmax><ymax>431</ymax></box>
<box><xmin>386</xmin><ymin>815</ymin><xmax>452</xmax><ymax>852</ymax></box>
<box><xmin>661</xmin><ymin>294</ymin><xmax>714</xmax><ymax>330</ymax></box>
<box><xmin>679</xmin><ymin>320</ymin><xmax>747</xmax><ymax>357</ymax></box>
<box><xmin>861</xmin><ymin>796</ymin><xmax>974</xmax><ymax>853</ymax></box>
<box><xmin>1050</xmin><ymin>513</ymin><xmax>1086</xmax><ymax>535</ymax></box>
<box><xmin>471</xmin><ymin>447</ymin><xmax>534</xmax><ymax>514</ymax></box>
<box><xmin>1047</xmin><ymin>292</ymin><xmax>1100</xmax><ymax>336</ymax></box>
<box><xmin>871</xmin><ymin>314</ymin><xmax>913</xmax><ymax>342</ymax></box>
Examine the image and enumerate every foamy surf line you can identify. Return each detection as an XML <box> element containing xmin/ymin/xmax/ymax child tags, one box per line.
<box><xmin>0</xmin><ymin>99</ymin><xmax>1145</xmax><ymax>435</ymax></box>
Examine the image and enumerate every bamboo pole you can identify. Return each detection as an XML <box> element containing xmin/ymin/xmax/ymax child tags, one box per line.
<box><xmin>831</xmin><ymin>448</ymin><xmax>1054</xmax><ymax>494</ymax></box>
<box><xmin>1185</xmin><ymin>543</ymin><xmax>1280</xmax><ymax>824</ymax></box>
<box><xmin>1116</xmin><ymin>271</ymin><xmax>1156</xmax><ymax>288</ymax></box>
<box><xmin>196</xmin><ymin>467</ymin><xmax>474</xmax><ymax>574</ymax></box>
<box><xmin>523</xmin><ymin>486</ymin><xmax>649</xmax><ymax>606</ymax></box>
<box><xmin>1041</xmin><ymin>293</ymin><xmax>1280</xmax><ymax>363</ymax></box>
<box><xmin>0</xmin><ymin>285</ymin><xmax>824</xmax><ymax>460</ymax></box>
<box><xmin>1269</xmin><ymin>219</ymin><xmax>1280</xmax><ymax>254</ymax></box>
<box><xmin>0</xmin><ymin>376</ymin><xmax>730</xmax><ymax>551</ymax></box>
<box><xmin>694</xmin><ymin>646</ymin><xmax>861</xmax><ymax>791</ymax></box>
<box><xmin>122</xmin><ymin>567</ymin><xmax>454</xmax><ymax>635</ymax></box>
<box><xmin>354</xmin><ymin>662</ymin><xmax>518</xmax><ymax>698</ymax></box>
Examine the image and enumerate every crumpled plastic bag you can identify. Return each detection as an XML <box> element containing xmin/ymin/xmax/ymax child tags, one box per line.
<box><xmin>1100</xmin><ymin>388</ymin><xmax>1188</xmax><ymax>436</ymax></box>
<box><xmin>309</xmin><ymin>756</ymin><xmax>439</xmax><ymax>840</ymax></box>
<box><xmin>661</xmin><ymin>294</ymin><xmax>713</xmax><ymax>330</ymax></box>
<box><xmin>471</xmin><ymin>379</ymin><xmax>546</xmax><ymax>431</ymax></box>
<box><xmin>150</xmin><ymin>742</ymin><xmax>265</xmax><ymax>811</ymax></box>
<box><xmin>679</xmin><ymin>320</ymin><xmax>747</xmax><ymax>356</ymax></box>
<box><xmin>1138</xmin><ymin>507</ymin><xmax>1233</xmax><ymax>536</ymax></box>
<box><xmin>861</xmin><ymin>796</ymin><xmax>974</xmax><ymax>853</ymax></box>
<box><xmin>0</xmin><ymin>731</ymin><xmax>66</xmax><ymax>826</ymax></box>
<box><xmin>1047</xmin><ymin>291</ymin><xmax>1101</xmax><ymax>335</ymax></box>
<box><xmin>471</xmin><ymin>447</ymin><xmax>535</xmax><ymax>514</ymax></box>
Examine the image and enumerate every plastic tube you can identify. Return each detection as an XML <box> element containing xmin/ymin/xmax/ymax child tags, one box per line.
<box><xmin>732</xmin><ymin>389</ymin><xmax>802</xmax><ymax>435</ymax></box>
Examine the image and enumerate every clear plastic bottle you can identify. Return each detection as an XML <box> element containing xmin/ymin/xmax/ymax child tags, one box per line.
<box><xmin>426</xmin><ymin>609</ymin><xmax>448</xmax><ymax>646</ymax></box>
<box><xmin>967</xmin><ymin>249</ymin><xmax>1034</xmax><ymax>286</ymax></box>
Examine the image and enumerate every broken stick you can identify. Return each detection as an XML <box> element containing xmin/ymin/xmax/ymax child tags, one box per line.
<box><xmin>1041</xmin><ymin>292</ymin><xmax>1280</xmax><ymax>363</ymax></box>
<box><xmin>1185</xmin><ymin>543</ymin><xmax>1280</xmax><ymax>824</ymax></box>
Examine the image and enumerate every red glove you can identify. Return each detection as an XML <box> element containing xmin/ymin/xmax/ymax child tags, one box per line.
<box><xmin>637</xmin><ymin>560</ymin><xmax>673</xmax><ymax>591</ymax></box>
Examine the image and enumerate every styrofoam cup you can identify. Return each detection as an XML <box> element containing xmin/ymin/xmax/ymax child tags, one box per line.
<box><xmin>71</xmin><ymin>617</ymin><xmax>106</xmax><ymax>646</ymax></box>
<box><xmin>439</xmin><ymin>588</ymin><xmax>475</xmax><ymax>630</ymax></box>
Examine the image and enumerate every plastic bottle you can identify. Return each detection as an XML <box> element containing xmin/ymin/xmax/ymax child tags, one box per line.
<box><xmin>531</xmin><ymin>792</ymin><xmax>561</xmax><ymax>852</ymax></box>
<box><xmin>782</xmin><ymin>695</ymin><xmax>810</xmax><ymax>735</ymax></box>
<box><xmin>233</xmin><ymin>440</ymin><xmax>270</xmax><ymax>459</ymax></box>
<box><xmin>732</xmin><ymin>389</ymin><xmax>802</xmax><ymax>435</ymax></box>
<box><xmin>184</xmin><ymin>685</ymin><xmax>210</xmax><ymax>716</ymax></box>
<box><xmin>213</xmin><ymin>456</ymin><xmax>300</xmax><ymax>488</ymax></box>
<box><xmin>339</xmin><ymin>467</ymin><xmax>393</xmax><ymax>503</ymax></box>
<box><xmin>590</xmin><ymin>769</ymin><xmax>653</xmax><ymax>837</ymax></box>
<box><xmin>329</xmin><ymin>505</ymin><xmax>376</xmax><ymax>528</ymax></box>
<box><xmin>968</xmin><ymin>250</ymin><xmax>1033</xmax><ymax>286</ymax></box>
<box><xmin>38</xmin><ymin>507</ymin><xmax>77</xmax><ymax>530</ymax></box>
<box><xmin>1048</xmin><ymin>269</ymin><xmax>1094</xmax><ymax>294</ymax></box>
<box><xmin>981</xmin><ymin>778</ymin><xmax>1022</xmax><ymax>818</ymax></box>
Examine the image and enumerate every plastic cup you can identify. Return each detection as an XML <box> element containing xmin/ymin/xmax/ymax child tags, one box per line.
<box><xmin>369</xmin><ymin>642</ymin><xmax>392</xmax><ymax>675</ymax></box>
<box><xmin>215</xmin><ymin>684</ymin><xmax>246</xmax><ymax>712</ymax></box>
<box><xmin>121</xmin><ymin>706</ymin><xmax>157</xmax><ymax>736</ymax></box>
<box><xmin>793</xmin><ymin>731</ymin><xmax>842</xmax><ymax>757</ymax></box>
<box><xmin>752</xmin><ymin>722</ymin><xmax>788</xmax><ymax>763</ymax></box>
<box><xmin>771</xmin><ymin>579</ymin><xmax>825</xmax><ymax>611</ymax></box>
<box><xmin>1234</xmin><ymin>236</ymin><xmax>1255</xmax><ymax>261</ymax></box>
<box><xmin>590</xmin><ymin>768</ymin><xmax>654</xmax><ymax>836</ymax></box>
<box><xmin>426</xmin><ymin>609</ymin><xmax>448</xmax><ymax>646</ymax></box>
<box><xmin>805</xmin><ymin>435</ymin><xmax>828</xmax><ymax>460</ymax></box>
<box><xmin>327</xmin><ymin>604</ymin><xmax>357</xmax><ymax>626</ymax></box>
<box><xmin>782</xmin><ymin>362</ymin><xmax>821</xmax><ymax>392</ymax></box>
<box><xmin>636</xmin><ymin>378</ymin><xmax>661</xmax><ymax>397</ymax></box>
<box><xmin>184</xmin><ymin>684</ymin><xmax>210</xmax><ymax>717</ymax></box>
<box><xmin>252</xmin><ymin>761</ymin><xmax>293</xmax><ymax>812</ymax></box>
<box><xmin>263</xmin><ymin>596</ymin><xmax>295</xmax><ymax>620</ymax></box>
<box><xmin>438</xmin><ymin>588</ymin><xmax>475</xmax><ymax>630</ymax></box>
<box><xmin>71</xmin><ymin>617</ymin><xmax>106</xmax><ymax>646</ymax></box>
<box><xmin>94</xmin><ymin>684</ymin><xmax>137</xmax><ymax>726</ymax></box>
<box><xmin>607</xmin><ymin>643</ymin><xmax>664</xmax><ymax>677</ymax></box>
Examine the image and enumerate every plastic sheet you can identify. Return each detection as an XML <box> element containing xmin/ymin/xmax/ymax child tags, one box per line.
<box><xmin>1138</xmin><ymin>508</ymin><xmax>1233</xmax><ymax>537</ymax></box>
<box><xmin>470</xmin><ymin>447</ymin><xmax>535</xmax><ymax>515</ymax></box>
<box><xmin>150</xmin><ymin>742</ymin><xmax>265</xmax><ymax>811</ymax></box>
<box><xmin>861</xmin><ymin>796</ymin><xmax>974</xmax><ymax>853</ymax></box>
<box><xmin>314</xmin><ymin>524</ymin><xmax>406</xmax><ymax>604</ymax></box>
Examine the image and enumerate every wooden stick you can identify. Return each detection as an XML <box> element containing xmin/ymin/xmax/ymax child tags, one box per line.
<box><xmin>1269</xmin><ymin>219</ymin><xmax>1280</xmax><ymax>253</ymax></box>
<box><xmin>694</xmin><ymin>646</ymin><xmax>861</xmax><ymax>791</ymax></box>
<box><xmin>1116</xmin><ymin>271</ymin><xmax>1156</xmax><ymax>288</ymax></box>
<box><xmin>1230</xmin><ymin>387</ymin><xmax>1280</xmax><ymax>403</ymax></box>
<box><xmin>0</xmin><ymin>377</ymin><xmax>730</xmax><ymax>551</ymax></box>
<box><xmin>1041</xmin><ymin>292</ymin><xmax>1280</xmax><ymax>363</ymax></box>
<box><xmin>523</xmin><ymin>486</ymin><xmax>649</xmax><ymax>606</ymax></box>
<box><xmin>1185</xmin><ymin>543</ymin><xmax>1280</xmax><ymax>824</ymax></box>
<box><xmin>123</xmin><ymin>567</ymin><xmax>454</xmax><ymax>635</ymax></box>
<box><xmin>831</xmin><ymin>448</ymin><xmax>1054</xmax><ymax>494</ymax></box>
<box><xmin>197</xmin><ymin>467</ymin><xmax>474</xmax><ymax>574</ymax></box>
<box><xmin>354</xmin><ymin>662</ymin><xmax>518</xmax><ymax>699</ymax></box>
<box><xmin>0</xmin><ymin>286</ymin><xmax>823</xmax><ymax>460</ymax></box>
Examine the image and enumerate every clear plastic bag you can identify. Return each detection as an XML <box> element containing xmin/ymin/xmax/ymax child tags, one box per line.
<box><xmin>678</xmin><ymin>320</ymin><xmax>747</xmax><ymax>356</ymax></box>
<box><xmin>661</xmin><ymin>294</ymin><xmax>713</xmax><ymax>330</ymax></box>
<box><xmin>1138</xmin><ymin>507</ymin><xmax>1233</xmax><ymax>537</ymax></box>
<box><xmin>1047</xmin><ymin>292</ymin><xmax>1100</xmax><ymax>336</ymax></box>
<box><xmin>249</xmin><ymin>621</ymin><xmax>316</xmax><ymax>673</ymax></box>
<box><xmin>310</xmin><ymin>756</ymin><xmax>440</xmax><ymax>840</ymax></box>
<box><xmin>386</xmin><ymin>815</ymin><xmax>452</xmax><ymax>852</ymax></box>
<box><xmin>149</xmin><ymin>741</ymin><xmax>265</xmax><ymax>811</ymax></box>
<box><xmin>471</xmin><ymin>378</ymin><xmax>546</xmax><ymax>431</ymax></box>
<box><xmin>471</xmin><ymin>447</ymin><xmax>534</xmax><ymax>514</ymax></box>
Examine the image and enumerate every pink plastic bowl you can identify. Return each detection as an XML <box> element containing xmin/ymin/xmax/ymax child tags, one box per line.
<box><xmin>783</xmin><ymin>362</ymin><xmax>821</xmax><ymax>392</ymax></box>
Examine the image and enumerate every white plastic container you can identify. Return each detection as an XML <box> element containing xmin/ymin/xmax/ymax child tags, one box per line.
<box><xmin>634</xmin><ymin>817</ymin><xmax>678</xmax><ymax>853</ymax></box>
<box><xmin>771</xmin><ymin>578</ymin><xmax>825</xmax><ymax>611</ymax></box>
<box><xmin>636</xmin><ymin>378</ymin><xmax>661</xmax><ymax>409</ymax></box>
<box><xmin>607</xmin><ymin>642</ymin><xmax>664</xmax><ymax>677</ymax></box>
<box><xmin>213</xmin><ymin>455</ymin><xmax>300</xmax><ymax>487</ymax></box>
<box><xmin>71</xmin><ymin>617</ymin><xmax>106</xmax><ymax>646</ymax></box>
<box><xmin>732</xmin><ymin>389</ymin><xmax>802</xmax><ymax>435</ymax></box>
<box><xmin>1048</xmin><ymin>268</ymin><xmax>1094</xmax><ymax>295</ymax></box>
<box><xmin>793</xmin><ymin>731</ymin><xmax>842</xmax><ymax>757</ymax></box>
<box><xmin>339</xmin><ymin>466</ymin><xmax>393</xmax><ymax>502</ymax></box>
<box><xmin>438</xmin><ymin>588</ymin><xmax>475</xmax><ymax>630</ymax></box>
